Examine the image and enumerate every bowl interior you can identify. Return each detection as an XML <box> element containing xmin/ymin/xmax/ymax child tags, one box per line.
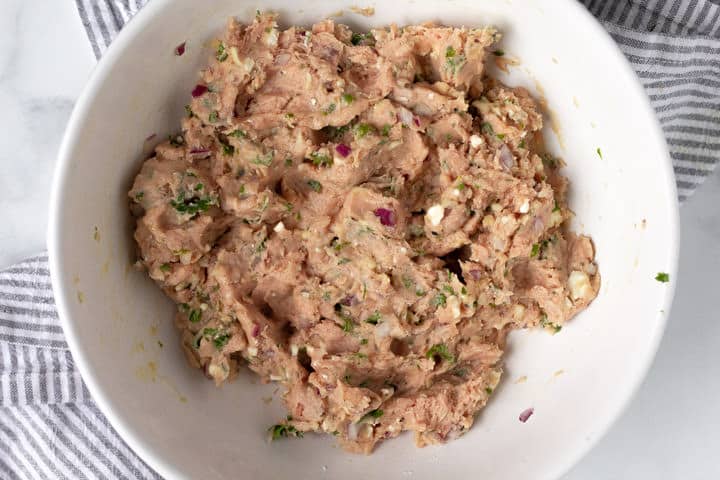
<box><xmin>49</xmin><ymin>1</ymin><xmax>679</xmax><ymax>479</ymax></box>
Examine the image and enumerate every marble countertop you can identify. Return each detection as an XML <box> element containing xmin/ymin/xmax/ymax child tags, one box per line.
<box><xmin>1</xmin><ymin>0</ymin><xmax>718</xmax><ymax>478</ymax></box>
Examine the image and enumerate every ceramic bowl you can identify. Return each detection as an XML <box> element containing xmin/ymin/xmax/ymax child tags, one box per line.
<box><xmin>49</xmin><ymin>1</ymin><xmax>679</xmax><ymax>478</ymax></box>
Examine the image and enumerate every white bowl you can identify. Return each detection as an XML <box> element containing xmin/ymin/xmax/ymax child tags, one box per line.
<box><xmin>48</xmin><ymin>0</ymin><xmax>679</xmax><ymax>478</ymax></box>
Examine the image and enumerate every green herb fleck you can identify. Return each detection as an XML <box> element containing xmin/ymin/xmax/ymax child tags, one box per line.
<box><xmin>332</xmin><ymin>238</ymin><xmax>350</xmax><ymax>251</ymax></box>
<box><xmin>552</xmin><ymin>200</ymin><xmax>561</xmax><ymax>213</ymax></box>
<box><xmin>360</xmin><ymin>338</ymin><xmax>368</xmax><ymax>345</ymax></box>
<box><xmin>229</xmin><ymin>129</ymin><xmax>246</xmax><ymax>138</ymax></box>
<box><xmin>268</xmin><ymin>423</ymin><xmax>303</xmax><ymax>440</ymax></box>
<box><xmin>134</xmin><ymin>191</ymin><xmax>144</xmax><ymax>202</ymax></box>
<box><xmin>456</xmin><ymin>181</ymin><xmax>466</xmax><ymax>191</ymax></box>
<box><xmin>365</xmin><ymin>311</ymin><xmax>381</xmax><ymax>325</ymax></box>
<box><xmin>354</xmin><ymin>123</ymin><xmax>373</xmax><ymax>139</ymax></box>
<box><xmin>221</xmin><ymin>143</ymin><xmax>234</xmax><ymax>156</ymax></box>
<box><xmin>442</xmin><ymin>285</ymin><xmax>456</xmax><ymax>295</ymax></box>
<box><xmin>252</xmin><ymin>152</ymin><xmax>274</xmax><ymax>166</ymax></box>
<box><xmin>432</xmin><ymin>292</ymin><xmax>447</xmax><ymax>307</ymax></box>
<box><xmin>170</xmin><ymin>191</ymin><xmax>217</xmax><ymax>216</ymax></box>
<box><xmin>159</xmin><ymin>263</ymin><xmax>171</xmax><ymax>272</ymax></box>
<box><xmin>481</xmin><ymin>122</ymin><xmax>494</xmax><ymax>135</ymax></box>
<box><xmin>445</xmin><ymin>46</ymin><xmax>456</xmax><ymax>58</ymax></box>
<box><xmin>359</xmin><ymin>409</ymin><xmax>384</xmax><ymax>423</ymax></box>
<box><xmin>401</xmin><ymin>275</ymin><xmax>414</xmax><ymax>289</ymax></box>
<box><xmin>208</xmin><ymin>111</ymin><xmax>218</xmax><ymax>123</ymax></box>
<box><xmin>342</xmin><ymin>93</ymin><xmax>355</xmax><ymax>104</ymax></box>
<box><xmin>188</xmin><ymin>309</ymin><xmax>202</xmax><ymax>323</ymax></box>
<box><xmin>322</xmin><ymin>103</ymin><xmax>336</xmax><ymax>115</ymax></box>
<box><xmin>596</xmin><ymin>147</ymin><xmax>603</xmax><ymax>159</ymax></box>
<box><xmin>238</xmin><ymin>185</ymin><xmax>245</xmax><ymax>196</ymax></box>
<box><xmin>309</xmin><ymin>152</ymin><xmax>333</xmax><ymax>167</ymax></box>
<box><xmin>519</xmin><ymin>139</ymin><xmax>526</xmax><ymax>148</ymax></box>
<box><xmin>307</xmin><ymin>179</ymin><xmax>322</xmax><ymax>192</ymax></box>
<box><xmin>381</xmin><ymin>124</ymin><xmax>391</xmax><ymax>137</ymax></box>
<box><xmin>530</xmin><ymin>243</ymin><xmax>540</xmax><ymax>258</ymax></box>
<box><xmin>493</xmin><ymin>49</ymin><xmax>505</xmax><ymax>56</ymax></box>
<box><xmin>426</xmin><ymin>343</ymin><xmax>454</xmax><ymax>363</ymax></box>
<box><xmin>216</xmin><ymin>42</ymin><xmax>228</xmax><ymax>62</ymax></box>
<box><xmin>184</xmin><ymin>105</ymin><xmax>194</xmax><ymax>118</ymax></box>
<box><xmin>338</xmin><ymin>258</ymin><xmax>351</xmax><ymax>265</ymax></box>
<box><xmin>485</xmin><ymin>387</ymin><xmax>494</xmax><ymax>395</ymax></box>
<box><xmin>655</xmin><ymin>272</ymin><xmax>669</xmax><ymax>283</ymax></box>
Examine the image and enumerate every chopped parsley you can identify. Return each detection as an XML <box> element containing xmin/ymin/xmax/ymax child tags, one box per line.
<box><xmin>184</xmin><ymin>104</ymin><xmax>194</xmax><ymax>118</ymax></box>
<box><xmin>342</xmin><ymin>93</ymin><xmax>355</xmax><ymax>104</ymax></box>
<box><xmin>354</xmin><ymin>123</ymin><xmax>374</xmax><ymax>139</ymax></box>
<box><xmin>442</xmin><ymin>285</ymin><xmax>456</xmax><ymax>295</ymax></box>
<box><xmin>381</xmin><ymin>124</ymin><xmax>391</xmax><ymax>137</ymax></box>
<box><xmin>252</xmin><ymin>152</ymin><xmax>274</xmax><ymax>166</ymax></box>
<box><xmin>188</xmin><ymin>309</ymin><xmax>202</xmax><ymax>323</ymax></box>
<box><xmin>221</xmin><ymin>142</ymin><xmax>234</xmax><ymax>156</ymax></box>
<box><xmin>159</xmin><ymin>263</ymin><xmax>171</xmax><ymax>272</ymax></box>
<box><xmin>481</xmin><ymin>122</ymin><xmax>494</xmax><ymax>135</ymax></box>
<box><xmin>307</xmin><ymin>179</ymin><xmax>322</xmax><ymax>192</ymax></box>
<box><xmin>519</xmin><ymin>139</ymin><xmax>526</xmax><ymax>148</ymax></box>
<box><xmin>432</xmin><ymin>292</ymin><xmax>447</xmax><ymax>307</ymax></box>
<box><xmin>216</xmin><ymin>42</ymin><xmax>228</xmax><ymax>62</ymax></box>
<box><xmin>195</xmin><ymin>327</ymin><xmax>230</xmax><ymax>349</ymax></box>
<box><xmin>322</xmin><ymin>103</ymin><xmax>336</xmax><ymax>115</ymax></box>
<box><xmin>360</xmin><ymin>338</ymin><xmax>368</xmax><ymax>345</ymax></box>
<box><xmin>350</xmin><ymin>32</ymin><xmax>373</xmax><ymax>45</ymax></box>
<box><xmin>530</xmin><ymin>243</ymin><xmax>540</xmax><ymax>257</ymax></box>
<box><xmin>552</xmin><ymin>200</ymin><xmax>561</xmax><ymax>213</ymax></box>
<box><xmin>401</xmin><ymin>276</ymin><xmax>414</xmax><ymax>289</ymax></box>
<box><xmin>596</xmin><ymin>147</ymin><xmax>603</xmax><ymax>159</ymax></box>
<box><xmin>335</xmin><ymin>305</ymin><xmax>354</xmax><ymax>332</ymax></box>
<box><xmin>445</xmin><ymin>45</ymin><xmax>466</xmax><ymax>74</ymax></box>
<box><xmin>208</xmin><ymin>111</ymin><xmax>218</xmax><ymax>123</ymax></box>
<box><xmin>338</xmin><ymin>257</ymin><xmax>351</xmax><ymax>265</ymax></box>
<box><xmin>229</xmin><ymin>129</ymin><xmax>247</xmax><ymax>138</ymax></box>
<box><xmin>655</xmin><ymin>272</ymin><xmax>670</xmax><ymax>283</ymax></box>
<box><xmin>456</xmin><ymin>181</ymin><xmax>466</xmax><ymax>191</ymax></box>
<box><xmin>309</xmin><ymin>152</ymin><xmax>333</xmax><ymax>167</ymax></box>
<box><xmin>268</xmin><ymin>423</ymin><xmax>303</xmax><ymax>440</ymax></box>
<box><xmin>426</xmin><ymin>343</ymin><xmax>454</xmax><ymax>363</ymax></box>
<box><xmin>134</xmin><ymin>191</ymin><xmax>144</xmax><ymax>202</ymax></box>
<box><xmin>539</xmin><ymin>314</ymin><xmax>562</xmax><ymax>334</ymax></box>
<box><xmin>485</xmin><ymin>387</ymin><xmax>494</xmax><ymax>395</ymax></box>
<box><xmin>359</xmin><ymin>409</ymin><xmax>384</xmax><ymax>423</ymax></box>
<box><xmin>170</xmin><ymin>191</ymin><xmax>217</xmax><ymax>216</ymax></box>
<box><xmin>493</xmin><ymin>49</ymin><xmax>505</xmax><ymax>56</ymax></box>
<box><xmin>365</xmin><ymin>311</ymin><xmax>381</xmax><ymax>325</ymax></box>
<box><xmin>285</xmin><ymin>158</ymin><xmax>293</xmax><ymax>167</ymax></box>
<box><xmin>332</xmin><ymin>238</ymin><xmax>350</xmax><ymax>251</ymax></box>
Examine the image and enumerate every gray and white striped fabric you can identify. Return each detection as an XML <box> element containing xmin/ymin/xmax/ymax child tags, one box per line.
<box><xmin>1</xmin><ymin>1</ymin><xmax>718</xmax><ymax>479</ymax></box>
<box><xmin>0</xmin><ymin>255</ymin><xmax>160</xmax><ymax>479</ymax></box>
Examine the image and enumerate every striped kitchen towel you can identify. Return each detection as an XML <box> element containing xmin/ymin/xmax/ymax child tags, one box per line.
<box><xmin>0</xmin><ymin>1</ymin><xmax>717</xmax><ymax>479</ymax></box>
<box><xmin>75</xmin><ymin>0</ymin><xmax>720</xmax><ymax>201</ymax></box>
<box><xmin>0</xmin><ymin>254</ymin><xmax>160</xmax><ymax>479</ymax></box>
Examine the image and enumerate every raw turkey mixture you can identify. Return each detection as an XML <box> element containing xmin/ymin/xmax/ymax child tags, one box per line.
<box><xmin>129</xmin><ymin>13</ymin><xmax>600</xmax><ymax>453</ymax></box>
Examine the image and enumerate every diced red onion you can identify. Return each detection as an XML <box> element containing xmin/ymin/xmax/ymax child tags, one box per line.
<box><xmin>335</xmin><ymin>143</ymin><xmax>352</xmax><ymax>158</ymax></box>
<box><xmin>413</xmin><ymin>116</ymin><xmax>421</xmax><ymax>127</ymax></box>
<box><xmin>499</xmin><ymin>144</ymin><xmax>515</xmax><ymax>171</ymax></box>
<box><xmin>468</xmin><ymin>270</ymin><xmax>481</xmax><ymax>280</ymax></box>
<box><xmin>189</xmin><ymin>148</ymin><xmax>212</xmax><ymax>158</ymax></box>
<box><xmin>341</xmin><ymin>295</ymin><xmax>358</xmax><ymax>307</ymax></box>
<box><xmin>373</xmin><ymin>208</ymin><xmax>396</xmax><ymax>227</ymax></box>
<box><xmin>175</xmin><ymin>42</ymin><xmax>186</xmax><ymax>56</ymax></box>
<box><xmin>519</xmin><ymin>407</ymin><xmax>534</xmax><ymax>423</ymax></box>
<box><xmin>251</xmin><ymin>324</ymin><xmax>260</xmax><ymax>338</ymax></box>
<box><xmin>191</xmin><ymin>84</ymin><xmax>208</xmax><ymax>97</ymax></box>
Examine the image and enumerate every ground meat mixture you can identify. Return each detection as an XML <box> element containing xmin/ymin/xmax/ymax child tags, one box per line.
<box><xmin>129</xmin><ymin>13</ymin><xmax>600</xmax><ymax>453</ymax></box>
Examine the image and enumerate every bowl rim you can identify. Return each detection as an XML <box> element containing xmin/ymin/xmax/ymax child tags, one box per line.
<box><xmin>48</xmin><ymin>1</ymin><xmax>680</xmax><ymax>478</ymax></box>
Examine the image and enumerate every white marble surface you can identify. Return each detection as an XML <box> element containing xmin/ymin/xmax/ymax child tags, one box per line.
<box><xmin>1</xmin><ymin>0</ymin><xmax>719</xmax><ymax>477</ymax></box>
